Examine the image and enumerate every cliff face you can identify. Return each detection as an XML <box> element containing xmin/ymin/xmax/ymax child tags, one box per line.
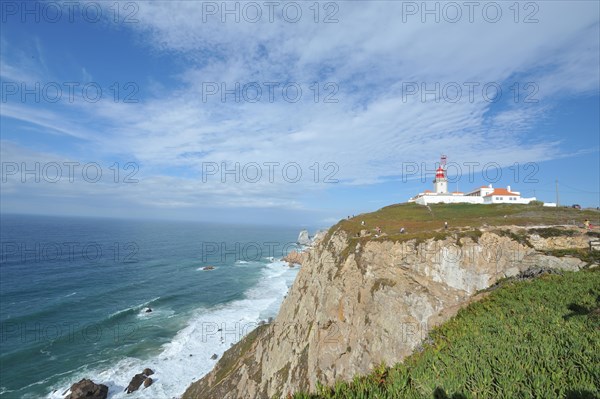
<box><xmin>182</xmin><ymin>226</ymin><xmax>595</xmax><ymax>399</ymax></box>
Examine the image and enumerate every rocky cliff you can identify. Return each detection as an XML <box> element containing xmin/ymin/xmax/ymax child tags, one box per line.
<box><xmin>182</xmin><ymin>225</ymin><xmax>598</xmax><ymax>399</ymax></box>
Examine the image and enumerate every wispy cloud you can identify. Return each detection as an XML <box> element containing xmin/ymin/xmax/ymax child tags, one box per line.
<box><xmin>1</xmin><ymin>1</ymin><xmax>598</xmax><ymax>218</ymax></box>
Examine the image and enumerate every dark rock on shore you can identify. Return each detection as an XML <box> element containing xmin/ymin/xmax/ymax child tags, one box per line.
<box><xmin>66</xmin><ymin>379</ymin><xmax>108</xmax><ymax>399</ymax></box>
<box><xmin>125</xmin><ymin>373</ymin><xmax>147</xmax><ymax>394</ymax></box>
<box><xmin>125</xmin><ymin>368</ymin><xmax>155</xmax><ymax>394</ymax></box>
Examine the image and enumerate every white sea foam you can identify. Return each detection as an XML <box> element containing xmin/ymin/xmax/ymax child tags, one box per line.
<box><xmin>107</xmin><ymin>297</ymin><xmax>162</xmax><ymax>320</ymax></box>
<box><xmin>48</xmin><ymin>259</ymin><xmax>299</xmax><ymax>399</ymax></box>
<box><xmin>136</xmin><ymin>307</ymin><xmax>175</xmax><ymax>320</ymax></box>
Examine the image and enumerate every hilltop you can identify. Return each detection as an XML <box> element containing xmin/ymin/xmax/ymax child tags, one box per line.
<box><xmin>334</xmin><ymin>202</ymin><xmax>599</xmax><ymax>239</ymax></box>
<box><xmin>182</xmin><ymin>203</ymin><xmax>599</xmax><ymax>399</ymax></box>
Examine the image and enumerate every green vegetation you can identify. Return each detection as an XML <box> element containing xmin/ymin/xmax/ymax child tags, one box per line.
<box><xmin>330</xmin><ymin>203</ymin><xmax>599</xmax><ymax>242</ymax></box>
<box><xmin>492</xmin><ymin>228</ymin><xmax>533</xmax><ymax>248</ymax></box>
<box><xmin>293</xmin><ymin>270</ymin><xmax>600</xmax><ymax>399</ymax></box>
<box><xmin>530</xmin><ymin>227</ymin><xmax>578</xmax><ymax>238</ymax></box>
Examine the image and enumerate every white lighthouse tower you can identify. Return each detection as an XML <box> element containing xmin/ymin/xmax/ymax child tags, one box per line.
<box><xmin>433</xmin><ymin>155</ymin><xmax>448</xmax><ymax>194</ymax></box>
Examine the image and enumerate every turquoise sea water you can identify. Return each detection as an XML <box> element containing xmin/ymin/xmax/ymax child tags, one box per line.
<box><xmin>0</xmin><ymin>214</ymin><xmax>302</xmax><ymax>398</ymax></box>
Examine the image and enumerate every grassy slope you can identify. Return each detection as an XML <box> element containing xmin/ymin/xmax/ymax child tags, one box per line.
<box><xmin>293</xmin><ymin>270</ymin><xmax>600</xmax><ymax>399</ymax></box>
<box><xmin>334</xmin><ymin>203</ymin><xmax>599</xmax><ymax>241</ymax></box>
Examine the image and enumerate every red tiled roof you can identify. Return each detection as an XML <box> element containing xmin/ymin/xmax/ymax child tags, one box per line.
<box><xmin>484</xmin><ymin>188</ymin><xmax>519</xmax><ymax>197</ymax></box>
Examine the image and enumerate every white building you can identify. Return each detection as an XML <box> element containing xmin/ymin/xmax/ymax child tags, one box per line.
<box><xmin>408</xmin><ymin>156</ymin><xmax>537</xmax><ymax>206</ymax></box>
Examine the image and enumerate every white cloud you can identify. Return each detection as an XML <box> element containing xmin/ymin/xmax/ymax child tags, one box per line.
<box><xmin>1</xmin><ymin>1</ymin><xmax>599</xmax><ymax>217</ymax></box>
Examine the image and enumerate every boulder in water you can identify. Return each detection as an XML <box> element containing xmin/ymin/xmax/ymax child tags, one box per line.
<box><xmin>145</xmin><ymin>307</ymin><xmax>152</xmax><ymax>313</ymax></box>
<box><xmin>143</xmin><ymin>368</ymin><xmax>154</xmax><ymax>376</ymax></box>
<box><xmin>211</xmin><ymin>353</ymin><xmax>218</xmax><ymax>360</ymax></box>
<box><xmin>66</xmin><ymin>379</ymin><xmax>108</xmax><ymax>399</ymax></box>
<box><xmin>144</xmin><ymin>377</ymin><xmax>153</xmax><ymax>388</ymax></box>
<box><xmin>202</xmin><ymin>266</ymin><xmax>215</xmax><ymax>271</ymax></box>
<box><xmin>125</xmin><ymin>373</ymin><xmax>146</xmax><ymax>394</ymax></box>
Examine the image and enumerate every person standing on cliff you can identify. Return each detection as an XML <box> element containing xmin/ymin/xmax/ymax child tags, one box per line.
<box><xmin>444</xmin><ymin>221</ymin><xmax>448</xmax><ymax>230</ymax></box>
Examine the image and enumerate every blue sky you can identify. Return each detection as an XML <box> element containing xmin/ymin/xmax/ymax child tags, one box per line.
<box><xmin>1</xmin><ymin>0</ymin><xmax>599</xmax><ymax>227</ymax></box>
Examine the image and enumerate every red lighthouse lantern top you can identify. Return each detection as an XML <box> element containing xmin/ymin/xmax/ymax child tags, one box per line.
<box><xmin>436</xmin><ymin>155</ymin><xmax>447</xmax><ymax>179</ymax></box>
<box><xmin>436</xmin><ymin>166</ymin><xmax>445</xmax><ymax>179</ymax></box>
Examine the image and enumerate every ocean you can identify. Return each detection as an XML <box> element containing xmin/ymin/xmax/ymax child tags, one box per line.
<box><xmin>0</xmin><ymin>214</ymin><xmax>303</xmax><ymax>398</ymax></box>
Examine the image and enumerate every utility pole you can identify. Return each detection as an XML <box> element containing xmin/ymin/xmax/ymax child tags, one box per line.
<box><xmin>555</xmin><ymin>179</ymin><xmax>560</xmax><ymax>207</ymax></box>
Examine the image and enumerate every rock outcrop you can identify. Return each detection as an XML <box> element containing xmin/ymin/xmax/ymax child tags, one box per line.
<box><xmin>312</xmin><ymin>230</ymin><xmax>327</xmax><ymax>246</ymax></box>
<box><xmin>125</xmin><ymin>374</ymin><xmax>146</xmax><ymax>394</ymax></box>
<box><xmin>125</xmin><ymin>369</ymin><xmax>155</xmax><ymax>394</ymax></box>
<box><xmin>183</xmin><ymin>226</ymin><xmax>596</xmax><ymax>399</ymax></box>
<box><xmin>66</xmin><ymin>379</ymin><xmax>108</xmax><ymax>399</ymax></box>
<box><xmin>282</xmin><ymin>250</ymin><xmax>306</xmax><ymax>266</ymax></box>
<box><xmin>297</xmin><ymin>230</ymin><xmax>311</xmax><ymax>246</ymax></box>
